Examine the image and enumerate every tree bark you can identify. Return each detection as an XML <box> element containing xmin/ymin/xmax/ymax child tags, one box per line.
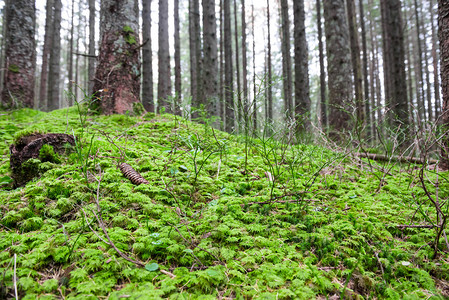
<box><xmin>88</xmin><ymin>0</ymin><xmax>96</xmax><ymax>96</ymax></box>
<box><xmin>346</xmin><ymin>0</ymin><xmax>363</xmax><ymax>124</ymax></box>
<box><xmin>47</xmin><ymin>0</ymin><xmax>61</xmax><ymax>111</ymax></box>
<box><xmin>224</xmin><ymin>0</ymin><xmax>234</xmax><ymax>132</ymax></box>
<box><xmin>380</xmin><ymin>0</ymin><xmax>409</xmax><ymax>129</ymax></box>
<box><xmin>266</xmin><ymin>0</ymin><xmax>273</xmax><ymax>129</ymax></box>
<box><xmin>202</xmin><ymin>0</ymin><xmax>219</xmax><ymax>121</ymax></box>
<box><xmin>293</xmin><ymin>0</ymin><xmax>310</xmax><ymax>134</ymax></box>
<box><xmin>241</xmin><ymin>0</ymin><xmax>248</xmax><ymax>121</ymax></box>
<box><xmin>280</xmin><ymin>0</ymin><xmax>293</xmax><ymax>121</ymax></box>
<box><xmin>316</xmin><ymin>0</ymin><xmax>326</xmax><ymax>130</ymax></box>
<box><xmin>92</xmin><ymin>0</ymin><xmax>141</xmax><ymax>115</ymax></box>
<box><xmin>142</xmin><ymin>0</ymin><xmax>154</xmax><ymax>112</ymax></box>
<box><xmin>430</xmin><ymin>0</ymin><xmax>440</xmax><ymax>119</ymax></box>
<box><xmin>67</xmin><ymin>0</ymin><xmax>74</xmax><ymax>106</ymax></box>
<box><xmin>233</xmin><ymin>0</ymin><xmax>242</xmax><ymax>128</ymax></box>
<box><xmin>39</xmin><ymin>0</ymin><xmax>53</xmax><ymax>110</ymax></box>
<box><xmin>174</xmin><ymin>0</ymin><xmax>181</xmax><ymax>115</ymax></box>
<box><xmin>2</xmin><ymin>0</ymin><xmax>36</xmax><ymax>109</ymax></box>
<box><xmin>359</xmin><ymin>0</ymin><xmax>370</xmax><ymax>137</ymax></box>
<box><xmin>189</xmin><ymin>0</ymin><xmax>202</xmax><ymax>117</ymax></box>
<box><xmin>157</xmin><ymin>0</ymin><xmax>171</xmax><ymax>113</ymax></box>
<box><xmin>439</xmin><ymin>0</ymin><xmax>449</xmax><ymax>170</ymax></box>
<box><xmin>252</xmin><ymin>4</ymin><xmax>257</xmax><ymax>133</ymax></box>
<box><xmin>323</xmin><ymin>0</ymin><xmax>353</xmax><ymax>140</ymax></box>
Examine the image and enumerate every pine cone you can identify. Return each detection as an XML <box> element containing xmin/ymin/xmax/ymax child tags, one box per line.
<box><xmin>119</xmin><ymin>163</ymin><xmax>149</xmax><ymax>185</ymax></box>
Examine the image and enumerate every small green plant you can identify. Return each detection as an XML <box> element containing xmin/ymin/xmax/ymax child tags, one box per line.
<box><xmin>39</xmin><ymin>144</ymin><xmax>61</xmax><ymax>164</ymax></box>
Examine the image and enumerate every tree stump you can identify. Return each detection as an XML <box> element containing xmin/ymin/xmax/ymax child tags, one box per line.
<box><xmin>10</xmin><ymin>133</ymin><xmax>75</xmax><ymax>187</ymax></box>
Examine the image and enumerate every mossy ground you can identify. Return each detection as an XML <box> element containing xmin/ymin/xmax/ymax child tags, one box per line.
<box><xmin>0</xmin><ymin>107</ymin><xmax>448</xmax><ymax>299</ymax></box>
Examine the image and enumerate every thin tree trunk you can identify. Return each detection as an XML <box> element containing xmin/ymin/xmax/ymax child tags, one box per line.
<box><xmin>219</xmin><ymin>0</ymin><xmax>224</xmax><ymax>127</ymax></box>
<box><xmin>422</xmin><ymin>4</ymin><xmax>432</xmax><ymax>122</ymax></box>
<box><xmin>413</xmin><ymin>0</ymin><xmax>425</xmax><ymax>122</ymax></box>
<box><xmin>430</xmin><ymin>0</ymin><xmax>441</xmax><ymax>119</ymax></box>
<box><xmin>224</xmin><ymin>0</ymin><xmax>234</xmax><ymax>132</ymax></box>
<box><xmin>67</xmin><ymin>0</ymin><xmax>74</xmax><ymax>106</ymax></box>
<box><xmin>48</xmin><ymin>0</ymin><xmax>61</xmax><ymax>111</ymax></box>
<box><xmin>280</xmin><ymin>0</ymin><xmax>293</xmax><ymax>121</ymax></box>
<box><xmin>266</xmin><ymin>0</ymin><xmax>273</xmax><ymax>128</ymax></box>
<box><xmin>142</xmin><ymin>0</ymin><xmax>154</xmax><ymax>112</ymax></box>
<box><xmin>293</xmin><ymin>0</ymin><xmax>310</xmax><ymax>133</ymax></box>
<box><xmin>316</xmin><ymin>0</ymin><xmax>326</xmax><ymax>130</ymax></box>
<box><xmin>88</xmin><ymin>0</ymin><xmax>95</xmax><ymax>96</ymax></box>
<box><xmin>241</xmin><ymin>0</ymin><xmax>248</xmax><ymax>122</ymax></box>
<box><xmin>233</xmin><ymin>0</ymin><xmax>242</xmax><ymax>129</ymax></box>
<box><xmin>438</xmin><ymin>0</ymin><xmax>449</xmax><ymax>170</ymax></box>
<box><xmin>252</xmin><ymin>3</ymin><xmax>256</xmax><ymax>134</ymax></box>
<box><xmin>158</xmin><ymin>0</ymin><xmax>171</xmax><ymax>113</ymax></box>
<box><xmin>39</xmin><ymin>0</ymin><xmax>53</xmax><ymax>110</ymax></box>
<box><xmin>359</xmin><ymin>0</ymin><xmax>370</xmax><ymax>138</ymax></box>
<box><xmin>174</xmin><ymin>0</ymin><xmax>181</xmax><ymax>114</ymax></box>
<box><xmin>189</xmin><ymin>0</ymin><xmax>202</xmax><ymax>117</ymax></box>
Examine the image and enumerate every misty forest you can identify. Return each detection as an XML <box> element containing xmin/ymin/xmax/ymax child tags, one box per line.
<box><xmin>1</xmin><ymin>0</ymin><xmax>449</xmax><ymax>298</ymax></box>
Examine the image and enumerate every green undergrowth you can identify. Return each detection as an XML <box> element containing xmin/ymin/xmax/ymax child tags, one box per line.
<box><xmin>0</xmin><ymin>107</ymin><xmax>448</xmax><ymax>299</ymax></box>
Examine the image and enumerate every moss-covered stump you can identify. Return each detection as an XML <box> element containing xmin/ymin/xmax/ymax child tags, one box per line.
<box><xmin>10</xmin><ymin>133</ymin><xmax>75</xmax><ymax>187</ymax></box>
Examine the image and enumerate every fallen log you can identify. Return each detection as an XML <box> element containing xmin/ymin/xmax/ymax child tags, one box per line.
<box><xmin>355</xmin><ymin>152</ymin><xmax>438</xmax><ymax>165</ymax></box>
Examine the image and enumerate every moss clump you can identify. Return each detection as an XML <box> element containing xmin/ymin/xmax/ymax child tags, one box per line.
<box><xmin>132</xmin><ymin>102</ymin><xmax>145</xmax><ymax>116</ymax></box>
<box><xmin>13</xmin><ymin>128</ymin><xmax>44</xmax><ymax>145</ymax></box>
<box><xmin>39</xmin><ymin>144</ymin><xmax>61</xmax><ymax>164</ymax></box>
<box><xmin>123</xmin><ymin>25</ymin><xmax>137</xmax><ymax>45</ymax></box>
<box><xmin>8</xmin><ymin>64</ymin><xmax>19</xmax><ymax>73</ymax></box>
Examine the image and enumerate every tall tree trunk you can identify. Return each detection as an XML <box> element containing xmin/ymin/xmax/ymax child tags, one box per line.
<box><xmin>252</xmin><ymin>3</ymin><xmax>257</xmax><ymax>133</ymax></box>
<box><xmin>1</xmin><ymin>0</ymin><xmax>36</xmax><ymax>108</ymax></box>
<box><xmin>439</xmin><ymin>0</ymin><xmax>449</xmax><ymax>170</ymax></box>
<box><xmin>430</xmin><ymin>0</ymin><xmax>441</xmax><ymax>119</ymax></box>
<box><xmin>266</xmin><ymin>0</ymin><xmax>273</xmax><ymax>128</ymax></box>
<box><xmin>202</xmin><ymin>0</ymin><xmax>219</xmax><ymax>120</ymax></box>
<box><xmin>92</xmin><ymin>0</ymin><xmax>140</xmax><ymax>115</ymax></box>
<box><xmin>39</xmin><ymin>0</ymin><xmax>53</xmax><ymax>110</ymax></box>
<box><xmin>233</xmin><ymin>0</ymin><xmax>242</xmax><ymax>128</ymax></box>
<box><xmin>47</xmin><ymin>0</ymin><xmax>61</xmax><ymax>111</ymax></box>
<box><xmin>403</xmin><ymin>6</ymin><xmax>414</xmax><ymax>127</ymax></box>
<box><xmin>293</xmin><ymin>0</ymin><xmax>310</xmax><ymax>134</ymax></box>
<box><xmin>158</xmin><ymin>0</ymin><xmax>171</xmax><ymax>113</ymax></box>
<box><xmin>88</xmin><ymin>0</ymin><xmax>96</xmax><ymax>96</ymax></box>
<box><xmin>67</xmin><ymin>0</ymin><xmax>74</xmax><ymax>106</ymax></box>
<box><xmin>142</xmin><ymin>0</ymin><xmax>154</xmax><ymax>112</ymax></box>
<box><xmin>189</xmin><ymin>0</ymin><xmax>202</xmax><ymax>117</ymax></box>
<box><xmin>380</xmin><ymin>0</ymin><xmax>409</xmax><ymax>129</ymax></box>
<box><xmin>346</xmin><ymin>0</ymin><xmax>363</xmax><ymax>124</ymax></box>
<box><xmin>0</xmin><ymin>0</ymin><xmax>8</xmax><ymax>98</ymax></box>
<box><xmin>219</xmin><ymin>0</ymin><xmax>225</xmax><ymax>127</ymax></box>
<box><xmin>421</xmin><ymin>4</ymin><xmax>432</xmax><ymax>123</ymax></box>
<box><xmin>241</xmin><ymin>0</ymin><xmax>248</xmax><ymax>121</ymax></box>
<box><xmin>280</xmin><ymin>0</ymin><xmax>293</xmax><ymax>121</ymax></box>
<box><xmin>413</xmin><ymin>0</ymin><xmax>425</xmax><ymax>122</ymax></box>
<box><xmin>224</xmin><ymin>0</ymin><xmax>234</xmax><ymax>132</ymax></box>
<box><xmin>174</xmin><ymin>0</ymin><xmax>181</xmax><ymax>115</ymax></box>
<box><xmin>316</xmin><ymin>0</ymin><xmax>326</xmax><ymax>130</ymax></box>
<box><xmin>359</xmin><ymin>0</ymin><xmax>370</xmax><ymax>137</ymax></box>
<box><xmin>323</xmin><ymin>0</ymin><xmax>353</xmax><ymax>140</ymax></box>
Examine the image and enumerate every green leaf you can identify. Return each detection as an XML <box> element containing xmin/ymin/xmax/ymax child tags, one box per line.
<box><xmin>145</xmin><ymin>263</ymin><xmax>159</xmax><ymax>272</ymax></box>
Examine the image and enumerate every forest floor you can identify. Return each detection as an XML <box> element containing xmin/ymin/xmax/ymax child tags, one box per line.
<box><xmin>0</xmin><ymin>107</ymin><xmax>448</xmax><ymax>299</ymax></box>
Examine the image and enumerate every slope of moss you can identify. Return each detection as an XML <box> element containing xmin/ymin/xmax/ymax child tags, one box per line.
<box><xmin>0</xmin><ymin>108</ymin><xmax>448</xmax><ymax>299</ymax></box>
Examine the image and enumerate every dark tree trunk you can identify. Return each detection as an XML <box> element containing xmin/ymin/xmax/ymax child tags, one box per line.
<box><xmin>346</xmin><ymin>0</ymin><xmax>363</xmax><ymax>124</ymax></box>
<box><xmin>233</xmin><ymin>0</ymin><xmax>242</xmax><ymax>128</ymax></box>
<box><xmin>158</xmin><ymin>0</ymin><xmax>171</xmax><ymax>113</ymax></box>
<box><xmin>280</xmin><ymin>0</ymin><xmax>293</xmax><ymax>121</ymax></box>
<box><xmin>252</xmin><ymin>3</ymin><xmax>257</xmax><ymax>133</ymax></box>
<box><xmin>293</xmin><ymin>0</ymin><xmax>310</xmax><ymax>133</ymax></box>
<box><xmin>439</xmin><ymin>0</ymin><xmax>449</xmax><ymax>170</ymax></box>
<box><xmin>39</xmin><ymin>0</ymin><xmax>53</xmax><ymax>110</ymax></box>
<box><xmin>413</xmin><ymin>0</ymin><xmax>426</xmax><ymax>122</ymax></box>
<box><xmin>219</xmin><ymin>0</ymin><xmax>225</xmax><ymax>127</ymax></box>
<box><xmin>266</xmin><ymin>0</ymin><xmax>273</xmax><ymax>128</ymax></box>
<box><xmin>241</xmin><ymin>0</ymin><xmax>248</xmax><ymax>120</ymax></box>
<box><xmin>88</xmin><ymin>0</ymin><xmax>96</xmax><ymax>96</ymax></box>
<box><xmin>224</xmin><ymin>0</ymin><xmax>234</xmax><ymax>132</ymax></box>
<box><xmin>48</xmin><ymin>0</ymin><xmax>61</xmax><ymax>111</ymax></box>
<box><xmin>359</xmin><ymin>0</ymin><xmax>370</xmax><ymax>137</ymax></box>
<box><xmin>316</xmin><ymin>0</ymin><xmax>326</xmax><ymax>129</ymax></box>
<box><xmin>67</xmin><ymin>0</ymin><xmax>74</xmax><ymax>106</ymax></box>
<box><xmin>2</xmin><ymin>0</ymin><xmax>36</xmax><ymax>109</ymax></box>
<box><xmin>92</xmin><ymin>0</ymin><xmax>140</xmax><ymax>115</ymax></box>
<box><xmin>174</xmin><ymin>0</ymin><xmax>181</xmax><ymax>115</ymax></box>
<box><xmin>142</xmin><ymin>0</ymin><xmax>154</xmax><ymax>112</ymax></box>
<box><xmin>431</xmin><ymin>0</ymin><xmax>441</xmax><ymax>118</ymax></box>
<box><xmin>324</xmin><ymin>0</ymin><xmax>353</xmax><ymax>139</ymax></box>
<box><xmin>189</xmin><ymin>0</ymin><xmax>202</xmax><ymax>117</ymax></box>
<box><xmin>202</xmin><ymin>0</ymin><xmax>219</xmax><ymax>120</ymax></box>
<box><xmin>380</xmin><ymin>0</ymin><xmax>409</xmax><ymax>129</ymax></box>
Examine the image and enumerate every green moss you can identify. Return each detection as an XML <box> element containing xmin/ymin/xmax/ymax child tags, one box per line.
<box><xmin>123</xmin><ymin>25</ymin><xmax>137</xmax><ymax>45</ymax></box>
<box><xmin>8</xmin><ymin>64</ymin><xmax>19</xmax><ymax>73</ymax></box>
<box><xmin>39</xmin><ymin>144</ymin><xmax>61</xmax><ymax>164</ymax></box>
